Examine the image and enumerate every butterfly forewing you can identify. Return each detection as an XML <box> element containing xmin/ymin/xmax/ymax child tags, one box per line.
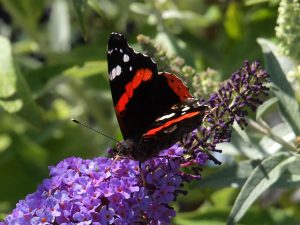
<box><xmin>107</xmin><ymin>33</ymin><xmax>192</xmax><ymax>140</ymax></box>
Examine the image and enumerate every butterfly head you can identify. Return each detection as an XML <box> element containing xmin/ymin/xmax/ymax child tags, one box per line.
<box><xmin>112</xmin><ymin>139</ymin><xmax>136</xmax><ymax>160</ymax></box>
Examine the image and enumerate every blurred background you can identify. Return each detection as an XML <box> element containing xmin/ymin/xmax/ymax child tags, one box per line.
<box><xmin>1</xmin><ymin>0</ymin><xmax>300</xmax><ymax>224</ymax></box>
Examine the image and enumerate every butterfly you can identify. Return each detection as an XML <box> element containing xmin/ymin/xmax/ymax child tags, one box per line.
<box><xmin>107</xmin><ymin>32</ymin><xmax>207</xmax><ymax>162</ymax></box>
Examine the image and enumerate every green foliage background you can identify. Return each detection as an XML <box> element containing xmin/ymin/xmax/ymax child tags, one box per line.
<box><xmin>1</xmin><ymin>0</ymin><xmax>300</xmax><ymax>224</ymax></box>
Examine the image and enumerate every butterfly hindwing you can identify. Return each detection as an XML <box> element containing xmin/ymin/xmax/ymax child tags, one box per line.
<box><xmin>129</xmin><ymin>98</ymin><xmax>207</xmax><ymax>161</ymax></box>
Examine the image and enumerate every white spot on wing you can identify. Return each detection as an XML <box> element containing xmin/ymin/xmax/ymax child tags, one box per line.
<box><xmin>120</xmin><ymin>49</ymin><xmax>123</xmax><ymax>53</ymax></box>
<box><xmin>115</xmin><ymin>65</ymin><xmax>122</xmax><ymax>76</ymax></box>
<box><xmin>182</xmin><ymin>106</ymin><xmax>190</xmax><ymax>112</ymax></box>
<box><xmin>109</xmin><ymin>65</ymin><xmax>122</xmax><ymax>80</ymax></box>
<box><xmin>123</xmin><ymin>54</ymin><xmax>129</xmax><ymax>62</ymax></box>
<box><xmin>129</xmin><ymin>66</ymin><xmax>132</xmax><ymax>71</ymax></box>
<box><xmin>157</xmin><ymin>112</ymin><xmax>175</xmax><ymax>121</ymax></box>
<box><xmin>109</xmin><ymin>68</ymin><xmax>115</xmax><ymax>80</ymax></box>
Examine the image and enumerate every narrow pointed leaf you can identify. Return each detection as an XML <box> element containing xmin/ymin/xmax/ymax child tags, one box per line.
<box><xmin>256</xmin><ymin>97</ymin><xmax>278</xmax><ymax>120</ymax></box>
<box><xmin>72</xmin><ymin>0</ymin><xmax>88</xmax><ymax>40</ymax></box>
<box><xmin>0</xmin><ymin>36</ymin><xmax>43</xmax><ymax>125</ymax></box>
<box><xmin>0</xmin><ymin>36</ymin><xmax>17</xmax><ymax>98</ymax></box>
<box><xmin>257</xmin><ymin>38</ymin><xmax>300</xmax><ymax>135</ymax></box>
<box><xmin>227</xmin><ymin>152</ymin><xmax>297</xmax><ymax>225</ymax></box>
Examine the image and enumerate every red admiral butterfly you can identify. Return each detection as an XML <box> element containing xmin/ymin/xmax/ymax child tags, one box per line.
<box><xmin>108</xmin><ymin>32</ymin><xmax>207</xmax><ymax>162</ymax></box>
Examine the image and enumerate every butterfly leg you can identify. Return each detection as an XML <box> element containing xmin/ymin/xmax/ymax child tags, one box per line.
<box><xmin>139</xmin><ymin>161</ymin><xmax>146</xmax><ymax>187</ymax></box>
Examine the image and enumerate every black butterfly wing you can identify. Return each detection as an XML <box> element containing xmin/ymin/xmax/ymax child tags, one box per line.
<box><xmin>107</xmin><ymin>33</ymin><xmax>192</xmax><ymax>139</ymax></box>
<box><xmin>128</xmin><ymin>98</ymin><xmax>207</xmax><ymax>161</ymax></box>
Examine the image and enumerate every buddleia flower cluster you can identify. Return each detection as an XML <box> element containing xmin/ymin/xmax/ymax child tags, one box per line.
<box><xmin>1</xmin><ymin>61</ymin><xmax>269</xmax><ymax>225</ymax></box>
<box><xmin>275</xmin><ymin>0</ymin><xmax>300</xmax><ymax>60</ymax></box>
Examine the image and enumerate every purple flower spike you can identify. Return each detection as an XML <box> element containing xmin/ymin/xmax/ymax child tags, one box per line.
<box><xmin>2</xmin><ymin>154</ymin><xmax>193</xmax><ymax>225</ymax></box>
<box><xmin>175</xmin><ymin>61</ymin><xmax>269</xmax><ymax>169</ymax></box>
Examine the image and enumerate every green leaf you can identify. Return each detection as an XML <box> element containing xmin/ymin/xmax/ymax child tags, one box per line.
<box><xmin>88</xmin><ymin>0</ymin><xmax>117</xmax><ymax>18</ymax></box>
<box><xmin>161</xmin><ymin>7</ymin><xmax>221</xmax><ymax>29</ymax></box>
<box><xmin>198</xmin><ymin>160</ymin><xmax>260</xmax><ymax>189</ymax></box>
<box><xmin>155</xmin><ymin>32</ymin><xmax>178</xmax><ymax>57</ymax></box>
<box><xmin>257</xmin><ymin>38</ymin><xmax>300</xmax><ymax>135</ymax></box>
<box><xmin>48</xmin><ymin>0</ymin><xmax>71</xmax><ymax>52</ymax></box>
<box><xmin>232</xmin><ymin>122</ymin><xmax>251</xmax><ymax>147</ymax></box>
<box><xmin>220</xmin><ymin>122</ymin><xmax>294</xmax><ymax>159</ymax></box>
<box><xmin>224</xmin><ymin>2</ymin><xmax>244</xmax><ymax>40</ymax></box>
<box><xmin>256</xmin><ymin>97</ymin><xmax>278</xmax><ymax>120</ymax></box>
<box><xmin>244</xmin><ymin>0</ymin><xmax>280</xmax><ymax>6</ymax></box>
<box><xmin>0</xmin><ymin>36</ymin><xmax>17</xmax><ymax>98</ymax></box>
<box><xmin>227</xmin><ymin>152</ymin><xmax>297</xmax><ymax>225</ymax></box>
<box><xmin>0</xmin><ymin>132</ymin><xmax>48</xmax><ymax>205</ymax></box>
<box><xmin>175</xmin><ymin>207</ymin><xmax>230</xmax><ymax>225</ymax></box>
<box><xmin>0</xmin><ymin>36</ymin><xmax>22</xmax><ymax>113</ymax></box>
<box><xmin>1</xmin><ymin>0</ymin><xmax>45</xmax><ymax>41</ymax></box>
<box><xmin>273</xmin><ymin>157</ymin><xmax>300</xmax><ymax>188</ymax></box>
<box><xmin>0</xmin><ymin>99</ymin><xmax>23</xmax><ymax>113</ymax></box>
<box><xmin>72</xmin><ymin>0</ymin><xmax>88</xmax><ymax>40</ymax></box>
<box><xmin>175</xmin><ymin>219</ymin><xmax>225</xmax><ymax>225</ymax></box>
<box><xmin>130</xmin><ymin>3</ymin><xmax>152</xmax><ymax>16</ymax></box>
<box><xmin>63</xmin><ymin>60</ymin><xmax>107</xmax><ymax>78</ymax></box>
<box><xmin>2</xmin><ymin>0</ymin><xmax>45</xmax><ymax>22</ymax></box>
<box><xmin>87</xmin><ymin>0</ymin><xmax>103</xmax><ymax>16</ymax></box>
<box><xmin>258</xmin><ymin>122</ymin><xmax>295</xmax><ymax>153</ymax></box>
<box><xmin>0</xmin><ymin>134</ymin><xmax>12</xmax><ymax>153</ymax></box>
<box><xmin>155</xmin><ymin>32</ymin><xmax>193</xmax><ymax>63</ymax></box>
<box><xmin>0</xmin><ymin>36</ymin><xmax>43</xmax><ymax>125</ymax></box>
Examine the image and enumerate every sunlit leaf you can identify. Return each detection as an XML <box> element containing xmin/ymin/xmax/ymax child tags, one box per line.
<box><xmin>63</xmin><ymin>61</ymin><xmax>107</xmax><ymax>78</ymax></box>
<box><xmin>232</xmin><ymin>122</ymin><xmax>252</xmax><ymax>147</ymax></box>
<box><xmin>198</xmin><ymin>160</ymin><xmax>260</xmax><ymax>189</ymax></box>
<box><xmin>0</xmin><ymin>36</ymin><xmax>17</xmax><ymax>98</ymax></box>
<box><xmin>0</xmin><ymin>99</ymin><xmax>23</xmax><ymax>113</ymax></box>
<box><xmin>0</xmin><ymin>36</ymin><xmax>43</xmax><ymax>125</ymax></box>
<box><xmin>257</xmin><ymin>38</ymin><xmax>300</xmax><ymax>135</ymax></box>
<box><xmin>12</xmin><ymin>40</ymin><xmax>39</xmax><ymax>55</ymax></box>
<box><xmin>130</xmin><ymin>3</ymin><xmax>152</xmax><ymax>16</ymax></box>
<box><xmin>72</xmin><ymin>0</ymin><xmax>88</xmax><ymax>40</ymax></box>
<box><xmin>258</xmin><ymin>123</ymin><xmax>295</xmax><ymax>154</ymax></box>
<box><xmin>48</xmin><ymin>0</ymin><xmax>71</xmax><ymax>52</ymax></box>
<box><xmin>87</xmin><ymin>0</ymin><xmax>103</xmax><ymax>16</ymax></box>
<box><xmin>256</xmin><ymin>97</ymin><xmax>278</xmax><ymax>120</ymax></box>
<box><xmin>0</xmin><ymin>36</ymin><xmax>22</xmax><ymax>113</ymax></box>
<box><xmin>227</xmin><ymin>152</ymin><xmax>297</xmax><ymax>225</ymax></box>
<box><xmin>273</xmin><ymin>156</ymin><xmax>300</xmax><ymax>188</ymax></box>
<box><xmin>244</xmin><ymin>0</ymin><xmax>280</xmax><ymax>6</ymax></box>
<box><xmin>88</xmin><ymin>0</ymin><xmax>117</xmax><ymax>18</ymax></box>
<box><xmin>224</xmin><ymin>2</ymin><xmax>244</xmax><ymax>40</ymax></box>
<box><xmin>155</xmin><ymin>32</ymin><xmax>192</xmax><ymax>62</ymax></box>
<box><xmin>0</xmin><ymin>134</ymin><xmax>12</xmax><ymax>153</ymax></box>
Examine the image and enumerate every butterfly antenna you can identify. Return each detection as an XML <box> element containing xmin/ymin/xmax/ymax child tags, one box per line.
<box><xmin>71</xmin><ymin>119</ymin><xmax>121</xmax><ymax>144</ymax></box>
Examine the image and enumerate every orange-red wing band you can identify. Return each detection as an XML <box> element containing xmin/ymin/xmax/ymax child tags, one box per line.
<box><xmin>143</xmin><ymin>111</ymin><xmax>200</xmax><ymax>137</ymax></box>
<box><xmin>163</xmin><ymin>72</ymin><xmax>192</xmax><ymax>100</ymax></box>
<box><xmin>115</xmin><ymin>68</ymin><xmax>153</xmax><ymax>114</ymax></box>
